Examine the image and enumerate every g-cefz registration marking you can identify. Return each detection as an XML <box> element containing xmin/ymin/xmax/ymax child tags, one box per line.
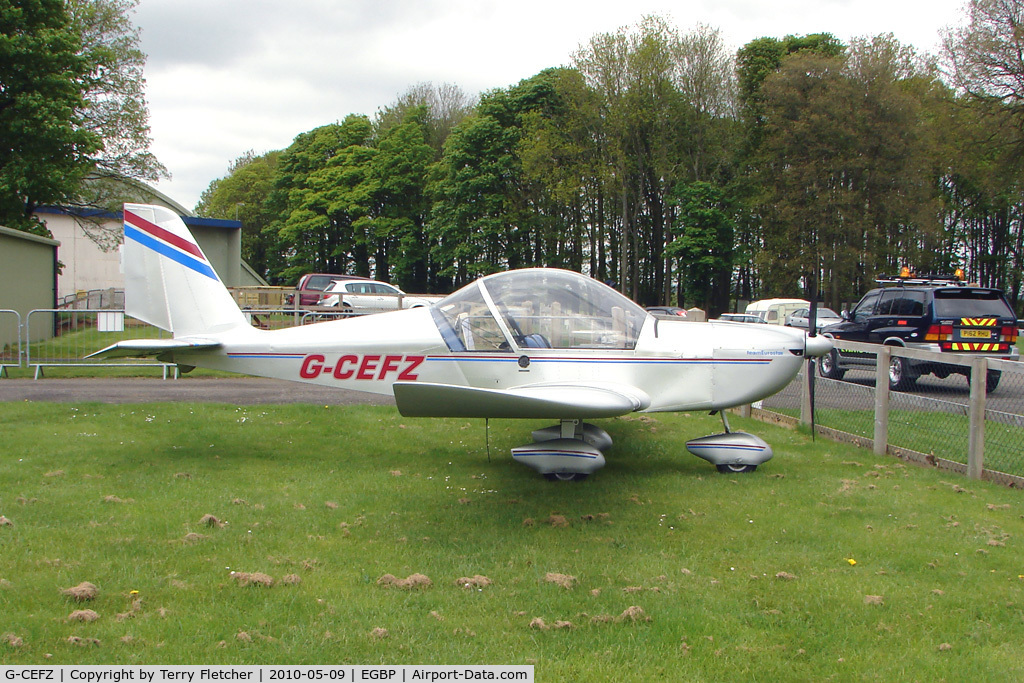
<box><xmin>5</xmin><ymin>671</ymin><xmax>54</xmax><ymax>680</ymax></box>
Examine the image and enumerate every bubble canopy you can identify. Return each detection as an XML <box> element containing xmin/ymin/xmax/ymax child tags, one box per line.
<box><xmin>430</xmin><ymin>268</ymin><xmax>648</xmax><ymax>352</ymax></box>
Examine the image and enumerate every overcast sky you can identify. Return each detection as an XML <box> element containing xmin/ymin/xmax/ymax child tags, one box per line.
<box><xmin>132</xmin><ymin>0</ymin><xmax>969</xmax><ymax>211</ymax></box>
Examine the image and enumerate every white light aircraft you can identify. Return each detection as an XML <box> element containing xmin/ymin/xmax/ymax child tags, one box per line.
<box><xmin>92</xmin><ymin>204</ymin><xmax>832</xmax><ymax>480</ymax></box>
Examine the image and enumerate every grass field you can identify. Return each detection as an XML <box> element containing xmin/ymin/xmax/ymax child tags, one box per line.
<box><xmin>1</xmin><ymin>403</ymin><xmax>1023</xmax><ymax>679</ymax></box>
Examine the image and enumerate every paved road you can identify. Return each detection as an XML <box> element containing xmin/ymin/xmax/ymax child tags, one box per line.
<box><xmin>765</xmin><ymin>365</ymin><xmax>1024</xmax><ymax>418</ymax></box>
<box><xmin>0</xmin><ymin>377</ymin><xmax>395</xmax><ymax>406</ymax></box>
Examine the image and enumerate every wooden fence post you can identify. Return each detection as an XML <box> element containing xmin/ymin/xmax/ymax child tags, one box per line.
<box><xmin>967</xmin><ymin>357</ymin><xmax>986</xmax><ymax>480</ymax></box>
<box><xmin>874</xmin><ymin>346</ymin><xmax>890</xmax><ymax>456</ymax></box>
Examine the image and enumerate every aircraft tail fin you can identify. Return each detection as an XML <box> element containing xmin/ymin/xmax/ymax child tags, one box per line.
<box><xmin>123</xmin><ymin>203</ymin><xmax>249</xmax><ymax>337</ymax></box>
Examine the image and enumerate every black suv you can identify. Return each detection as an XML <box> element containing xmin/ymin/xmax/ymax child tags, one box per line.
<box><xmin>819</xmin><ymin>275</ymin><xmax>1019</xmax><ymax>391</ymax></box>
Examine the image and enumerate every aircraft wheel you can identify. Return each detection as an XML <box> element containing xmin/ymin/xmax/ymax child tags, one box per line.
<box><xmin>544</xmin><ymin>472</ymin><xmax>589</xmax><ymax>482</ymax></box>
<box><xmin>716</xmin><ymin>463</ymin><xmax>757</xmax><ymax>474</ymax></box>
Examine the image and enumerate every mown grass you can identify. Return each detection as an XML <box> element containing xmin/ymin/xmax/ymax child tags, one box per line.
<box><xmin>1</xmin><ymin>403</ymin><xmax>1023</xmax><ymax>679</ymax></box>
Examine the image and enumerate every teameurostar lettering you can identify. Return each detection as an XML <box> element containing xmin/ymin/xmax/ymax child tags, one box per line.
<box><xmin>299</xmin><ymin>354</ymin><xmax>424</xmax><ymax>381</ymax></box>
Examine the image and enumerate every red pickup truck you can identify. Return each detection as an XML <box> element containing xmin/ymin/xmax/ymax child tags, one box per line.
<box><xmin>289</xmin><ymin>273</ymin><xmax>370</xmax><ymax>306</ymax></box>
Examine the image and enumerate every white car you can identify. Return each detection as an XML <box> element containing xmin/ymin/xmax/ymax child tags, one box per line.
<box><xmin>785</xmin><ymin>307</ymin><xmax>841</xmax><ymax>331</ymax></box>
<box><xmin>318</xmin><ymin>279</ymin><xmax>437</xmax><ymax>314</ymax></box>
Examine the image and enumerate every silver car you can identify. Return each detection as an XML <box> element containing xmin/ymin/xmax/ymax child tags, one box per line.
<box><xmin>785</xmin><ymin>307</ymin><xmax>841</xmax><ymax>331</ymax></box>
<box><xmin>318</xmin><ymin>280</ymin><xmax>436</xmax><ymax>315</ymax></box>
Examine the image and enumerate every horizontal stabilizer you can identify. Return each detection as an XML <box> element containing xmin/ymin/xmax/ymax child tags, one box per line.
<box><xmin>87</xmin><ymin>338</ymin><xmax>221</xmax><ymax>360</ymax></box>
<box><xmin>393</xmin><ymin>381</ymin><xmax>649</xmax><ymax>419</ymax></box>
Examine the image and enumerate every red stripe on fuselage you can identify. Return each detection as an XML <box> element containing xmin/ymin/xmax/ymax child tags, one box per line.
<box><xmin>125</xmin><ymin>209</ymin><xmax>205</xmax><ymax>261</ymax></box>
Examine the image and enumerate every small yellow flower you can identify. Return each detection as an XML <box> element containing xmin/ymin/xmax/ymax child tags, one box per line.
<box><xmin>847</xmin><ymin>558</ymin><xmax>857</xmax><ymax>566</ymax></box>
<box><xmin>129</xmin><ymin>590</ymin><xmax>139</xmax><ymax>595</ymax></box>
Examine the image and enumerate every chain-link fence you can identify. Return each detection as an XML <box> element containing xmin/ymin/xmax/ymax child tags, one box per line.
<box><xmin>758</xmin><ymin>340</ymin><xmax>1024</xmax><ymax>486</ymax></box>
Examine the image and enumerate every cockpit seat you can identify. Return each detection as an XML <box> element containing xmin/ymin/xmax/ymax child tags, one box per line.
<box><xmin>522</xmin><ymin>333</ymin><xmax>552</xmax><ymax>348</ymax></box>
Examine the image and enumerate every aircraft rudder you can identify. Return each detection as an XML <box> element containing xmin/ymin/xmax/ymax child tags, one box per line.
<box><xmin>123</xmin><ymin>203</ymin><xmax>248</xmax><ymax>337</ymax></box>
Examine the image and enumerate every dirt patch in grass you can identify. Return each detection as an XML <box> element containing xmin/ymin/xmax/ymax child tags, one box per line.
<box><xmin>62</xmin><ymin>582</ymin><xmax>99</xmax><ymax>601</ymax></box>
<box><xmin>66</xmin><ymin>636</ymin><xmax>101</xmax><ymax>647</ymax></box>
<box><xmin>199</xmin><ymin>514</ymin><xmax>225</xmax><ymax>528</ymax></box>
<box><xmin>182</xmin><ymin>532</ymin><xmax>207</xmax><ymax>544</ymax></box>
<box><xmin>67</xmin><ymin>609</ymin><xmax>100</xmax><ymax>622</ymax></box>
<box><xmin>231</xmin><ymin>572</ymin><xmax>274</xmax><ymax>587</ymax></box>
<box><xmin>617</xmin><ymin>606</ymin><xmax>651</xmax><ymax>623</ymax></box>
<box><xmin>103</xmin><ymin>495</ymin><xmax>133</xmax><ymax>504</ymax></box>
<box><xmin>544</xmin><ymin>572</ymin><xmax>576</xmax><ymax>589</ymax></box>
<box><xmin>369</xmin><ymin>627</ymin><xmax>389</xmax><ymax>639</ymax></box>
<box><xmin>377</xmin><ymin>573</ymin><xmax>432</xmax><ymax>590</ymax></box>
<box><xmin>116</xmin><ymin>598</ymin><xmax>143</xmax><ymax>622</ymax></box>
<box><xmin>455</xmin><ymin>575</ymin><xmax>492</xmax><ymax>589</ymax></box>
<box><xmin>3</xmin><ymin>633</ymin><xmax>24</xmax><ymax>648</ymax></box>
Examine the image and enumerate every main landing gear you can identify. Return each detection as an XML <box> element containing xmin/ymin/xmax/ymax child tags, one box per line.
<box><xmin>685</xmin><ymin>411</ymin><xmax>773</xmax><ymax>474</ymax></box>
<box><xmin>511</xmin><ymin>420</ymin><xmax>610</xmax><ymax>482</ymax></box>
<box><xmin>512</xmin><ymin>412</ymin><xmax>774</xmax><ymax>480</ymax></box>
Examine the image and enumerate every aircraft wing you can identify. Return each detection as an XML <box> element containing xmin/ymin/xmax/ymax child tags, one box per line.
<box><xmin>86</xmin><ymin>338</ymin><xmax>222</xmax><ymax>360</ymax></box>
<box><xmin>392</xmin><ymin>381</ymin><xmax>651</xmax><ymax>419</ymax></box>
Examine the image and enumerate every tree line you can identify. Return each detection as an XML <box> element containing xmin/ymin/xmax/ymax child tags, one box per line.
<box><xmin>5</xmin><ymin>1</ymin><xmax>1022</xmax><ymax>315</ymax></box>
<box><xmin>199</xmin><ymin>3</ymin><xmax>1024</xmax><ymax>314</ymax></box>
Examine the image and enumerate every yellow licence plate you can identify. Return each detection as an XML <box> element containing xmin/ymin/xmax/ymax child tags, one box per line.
<box><xmin>961</xmin><ymin>329</ymin><xmax>993</xmax><ymax>339</ymax></box>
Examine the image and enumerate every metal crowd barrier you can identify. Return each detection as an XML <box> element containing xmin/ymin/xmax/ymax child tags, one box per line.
<box><xmin>0</xmin><ymin>309</ymin><xmax>22</xmax><ymax>377</ymax></box>
<box><xmin>22</xmin><ymin>308</ymin><xmax>177</xmax><ymax>379</ymax></box>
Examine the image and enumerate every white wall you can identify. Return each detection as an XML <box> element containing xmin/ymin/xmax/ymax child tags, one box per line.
<box><xmin>44</xmin><ymin>213</ymin><xmax>124</xmax><ymax>301</ymax></box>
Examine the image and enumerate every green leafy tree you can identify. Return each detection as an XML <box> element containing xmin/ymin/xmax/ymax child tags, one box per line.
<box><xmin>754</xmin><ymin>38</ymin><xmax>941</xmax><ymax>307</ymax></box>
<box><xmin>428</xmin><ymin>109</ymin><xmax>520</xmax><ymax>284</ymax></box>
<box><xmin>69</xmin><ymin>0</ymin><xmax>165</xmax><ymax>188</ymax></box>
<box><xmin>517</xmin><ymin>68</ymin><xmax>605</xmax><ymax>276</ymax></box>
<box><xmin>429</xmin><ymin>74</ymin><xmax>569</xmax><ymax>286</ymax></box>
<box><xmin>273</xmin><ymin>115</ymin><xmax>378</xmax><ymax>282</ymax></box>
<box><xmin>376</xmin><ymin>82</ymin><xmax>475</xmax><ymax>156</ymax></box>
<box><xmin>941</xmin><ymin>0</ymin><xmax>1024</xmax><ymax>306</ymax></box>
<box><xmin>574</xmin><ymin>17</ymin><xmax>739</xmax><ymax>304</ymax></box>
<box><xmin>195</xmin><ymin>150</ymin><xmax>282</xmax><ymax>281</ymax></box>
<box><xmin>365</xmin><ymin>108</ymin><xmax>435</xmax><ymax>290</ymax></box>
<box><xmin>0</xmin><ymin>0</ymin><xmax>99</xmax><ymax>233</ymax></box>
<box><xmin>665</xmin><ymin>181</ymin><xmax>735</xmax><ymax>313</ymax></box>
